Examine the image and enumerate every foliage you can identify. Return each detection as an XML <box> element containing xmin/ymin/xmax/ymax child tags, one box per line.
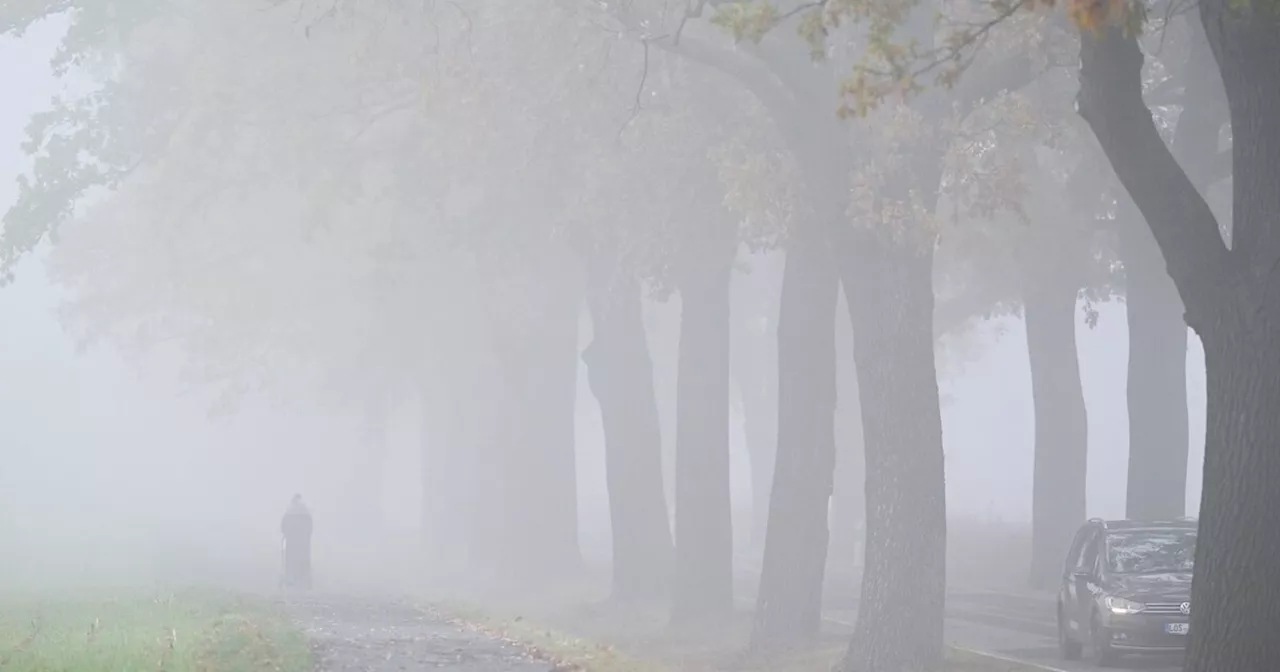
<box><xmin>4</xmin><ymin>0</ymin><xmax>763</xmax><ymax>417</ymax></box>
<box><xmin>708</xmin><ymin>0</ymin><xmax>1146</xmax><ymax>117</ymax></box>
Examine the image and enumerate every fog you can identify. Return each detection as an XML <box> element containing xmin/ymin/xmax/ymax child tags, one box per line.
<box><xmin>0</xmin><ymin>255</ymin><xmax>1208</xmax><ymax>585</ymax></box>
<box><xmin>0</xmin><ymin>2</ymin><xmax>1239</xmax><ymax>670</ymax></box>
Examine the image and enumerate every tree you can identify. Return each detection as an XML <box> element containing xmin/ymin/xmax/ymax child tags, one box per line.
<box><xmin>716</xmin><ymin>117</ymin><xmax>794</xmax><ymax>554</ymax></box>
<box><xmin>11</xmin><ymin>0</ymin><xmax>621</xmax><ymax>587</ymax></box>
<box><xmin>834</xmin><ymin>0</ymin><xmax>1275</xmax><ymax>667</ymax></box>
<box><xmin>593</xmin><ymin>2</ymin><xmax>1043</xmax><ymax>664</ymax></box>
<box><xmin>1120</xmin><ymin>12</ymin><xmax>1229</xmax><ymax>521</ymax></box>
<box><xmin>670</xmin><ymin>184</ymin><xmax>738</xmax><ymax>621</ymax></box>
<box><xmin>1076</xmin><ymin>7</ymin><xmax>1279</xmax><ymax>668</ymax></box>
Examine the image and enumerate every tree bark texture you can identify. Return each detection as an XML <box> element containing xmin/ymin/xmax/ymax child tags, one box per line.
<box><xmin>583</xmin><ymin>267</ymin><xmax>674</xmax><ymax>602</ymax></box>
<box><xmin>671</xmin><ymin>252</ymin><xmax>735</xmax><ymax>621</ymax></box>
<box><xmin>749</xmin><ymin>232</ymin><xmax>839</xmax><ymax>649</ymax></box>
<box><xmin>837</xmin><ymin>234</ymin><xmax>946</xmax><ymax>672</ymax></box>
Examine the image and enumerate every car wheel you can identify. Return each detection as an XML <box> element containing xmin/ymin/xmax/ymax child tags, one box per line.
<box><xmin>1090</xmin><ymin>613</ymin><xmax>1120</xmax><ymax>667</ymax></box>
<box><xmin>1058</xmin><ymin>605</ymin><xmax>1083</xmax><ymax>660</ymax></box>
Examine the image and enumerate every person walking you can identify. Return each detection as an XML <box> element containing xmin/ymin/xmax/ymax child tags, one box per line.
<box><xmin>280</xmin><ymin>493</ymin><xmax>313</xmax><ymax>590</ymax></box>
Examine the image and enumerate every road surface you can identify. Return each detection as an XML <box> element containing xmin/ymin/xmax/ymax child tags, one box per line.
<box><xmin>905</xmin><ymin>589</ymin><xmax>1181</xmax><ymax>672</ymax></box>
<box><xmin>833</xmin><ymin>589</ymin><xmax>1184</xmax><ymax>672</ymax></box>
<box><xmin>283</xmin><ymin>595</ymin><xmax>555</xmax><ymax>672</ymax></box>
<box><xmin>737</xmin><ymin>567</ymin><xmax>1183</xmax><ymax>672</ymax></box>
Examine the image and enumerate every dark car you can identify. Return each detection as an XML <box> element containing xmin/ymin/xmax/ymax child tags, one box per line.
<box><xmin>1056</xmin><ymin>518</ymin><xmax>1196</xmax><ymax>667</ymax></box>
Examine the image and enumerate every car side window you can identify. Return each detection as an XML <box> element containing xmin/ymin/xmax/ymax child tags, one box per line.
<box><xmin>1065</xmin><ymin>528</ymin><xmax>1091</xmax><ymax>572</ymax></box>
<box><xmin>1081</xmin><ymin>530</ymin><xmax>1101</xmax><ymax>576</ymax></box>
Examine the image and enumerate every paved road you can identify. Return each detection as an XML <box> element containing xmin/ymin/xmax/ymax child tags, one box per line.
<box><xmin>736</xmin><ymin>566</ymin><xmax>1182</xmax><ymax>672</ymax></box>
<box><xmin>931</xmin><ymin>590</ymin><xmax>1181</xmax><ymax>672</ymax></box>
<box><xmin>283</xmin><ymin>595</ymin><xmax>555</xmax><ymax>672</ymax></box>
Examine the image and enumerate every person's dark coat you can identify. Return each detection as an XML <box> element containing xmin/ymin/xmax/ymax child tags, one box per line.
<box><xmin>280</xmin><ymin>495</ymin><xmax>313</xmax><ymax>588</ymax></box>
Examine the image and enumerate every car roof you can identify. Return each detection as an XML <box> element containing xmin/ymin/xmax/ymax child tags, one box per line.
<box><xmin>1089</xmin><ymin>517</ymin><xmax>1198</xmax><ymax>532</ymax></box>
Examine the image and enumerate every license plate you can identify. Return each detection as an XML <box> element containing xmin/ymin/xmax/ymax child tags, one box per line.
<box><xmin>1165</xmin><ymin>623</ymin><xmax>1190</xmax><ymax>635</ymax></box>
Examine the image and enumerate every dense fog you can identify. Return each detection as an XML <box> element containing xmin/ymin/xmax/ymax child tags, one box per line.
<box><xmin>1</xmin><ymin>2</ymin><xmax>1267</xmax><ymax>671</ymax></box>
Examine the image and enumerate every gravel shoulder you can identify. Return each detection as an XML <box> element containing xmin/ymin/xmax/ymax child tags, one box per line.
<box><xmin>282</xmin><ymin>594</ymin><xmax>555</xmax><ymax>672</ymax></box>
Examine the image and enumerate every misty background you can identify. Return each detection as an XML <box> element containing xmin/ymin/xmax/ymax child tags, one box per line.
<box><xmin>0</xmin><ymin>12</ymin><xmax>1205</xmax><ymax>593</ymax></box>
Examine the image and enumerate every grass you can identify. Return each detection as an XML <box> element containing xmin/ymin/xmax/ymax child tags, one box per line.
<box><xmin>435</xmin><ymin>594</ymin><xmax>1046</xmax><ymax>672</ymax></box>
<box><xmin>0</xmin><ymin>589</ymin><xmax>312</xmax><ymax>672</ymax></box>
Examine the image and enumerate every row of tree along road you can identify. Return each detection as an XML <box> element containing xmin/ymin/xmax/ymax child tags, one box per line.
<box><xmin>1</xmin><ymin>0</ymin><xmax>1274</xmax><ymax>670</ymax></box>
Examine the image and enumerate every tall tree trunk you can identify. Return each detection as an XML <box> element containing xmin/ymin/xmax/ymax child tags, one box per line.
<box><xmin>749</xmin><ymin>233</ymin><xmax>839</xmax><ymax>648</ymax></box>
<box><xmin>1120</xmin><ymin>18</ymin><xmax>1217</xmax><ymax>521</ymax></box>
<box><xmin>1078</xmin><ymin>14</ymin><xmax>1280</xmax><ymax>669</ymax></box>
<box><xmin>1120</xmin><ymin>203</ymin><xmax>1189</xmax><ymax>520</ymax></box>
<box><xmin>828</xmin><ymin>287</ymin><xmax>865</xmax><ymax>577</ymax></box>
<box><xmin>583</xmin><ymin>267</ymin><xmax>674</xmax><ymax>602</ymax></box>
<box><xmin>1185</xmin><ymin>11</ymin><xmax>1280</xmax><ymax>670</ymax></box>
<box><xmin>838</xmin><ymin>234</ymin><xmax>946</xmax><ymax>672</ymax></box>
<box><xmin>671</xmin><ymin>252</ymin><xmax>735</xmax><ymax>621</ymax></box>
<box><xmin>1187</xmin><ymin>327</ymin><xmax>1280</xmax><ymax>670</ymax></box>
<box><xmin>1024</xmin><ymin>255</ymin><xmax>1089</xmax><ymax>589</ymax></box>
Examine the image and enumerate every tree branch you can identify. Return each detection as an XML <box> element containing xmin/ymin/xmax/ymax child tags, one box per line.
<box><xmin>608</xmin><ymin>7</ymin><xmax>802</xmax><ymax>128</ymax></box>
<box><xmin>1077</xmin><ymin>26</ymin><xmax>1232</xmax><ymax>329</ymax></box>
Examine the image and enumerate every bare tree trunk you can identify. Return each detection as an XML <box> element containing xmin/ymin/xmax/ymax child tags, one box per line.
<box><xmin>671</xmin><ymin>250</ymin><xmax>735</xmax><ymax>621</ymax></box>
<box><xmin>1024</xmin><ymin>259</ymin><xmax>1089</xmax><ymax>589</ymax></box>
<box><xmin>1186</xmin><ymin>329</ymin><xmax>1280</xmax><ymax>670</ymax></box>
<box><xmin>1120</xmin><ymin>203</ymin><xmax>1189</xmax><ymax>521</ymax></box>
<box><xmin>1183</xmin><ymin>12</ymin><xmax>1280</xmax><ymax>670</ymax></box>
<box><xmin>838</xmin><ymin>235</ymin><xmax>946</xmax><ymax>672</ymax></box>
<box><xmin>749</xmin><ymin>235</ymin><xmax>839</xmax><ymax>648</ymax></box>
<box><xmin>583</xmin><ymin>267</ymin><xmax>674</xmax><ymax>602</ymax></box>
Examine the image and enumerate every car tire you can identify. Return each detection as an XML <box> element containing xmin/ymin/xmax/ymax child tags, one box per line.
<box><xmin>1090</xmin><ymin>613</ymin><xmax>1120</xmax><ymax>668</ymax></box>
<box><xmin>1058</xmin><ymin>605</ymin><xmax>1083</xmax><ymax>660</ymax></box>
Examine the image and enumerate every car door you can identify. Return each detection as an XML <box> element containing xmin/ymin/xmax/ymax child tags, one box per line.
<box><xmin>1074</xmin><ymin>530</ymin><xmax>1102</xmax><ymax>627</ymax></box>
<box><xmin>1062</xmin><ymin>526</ymin><xmax>1093</xmax><ymax>634</ymax></box>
